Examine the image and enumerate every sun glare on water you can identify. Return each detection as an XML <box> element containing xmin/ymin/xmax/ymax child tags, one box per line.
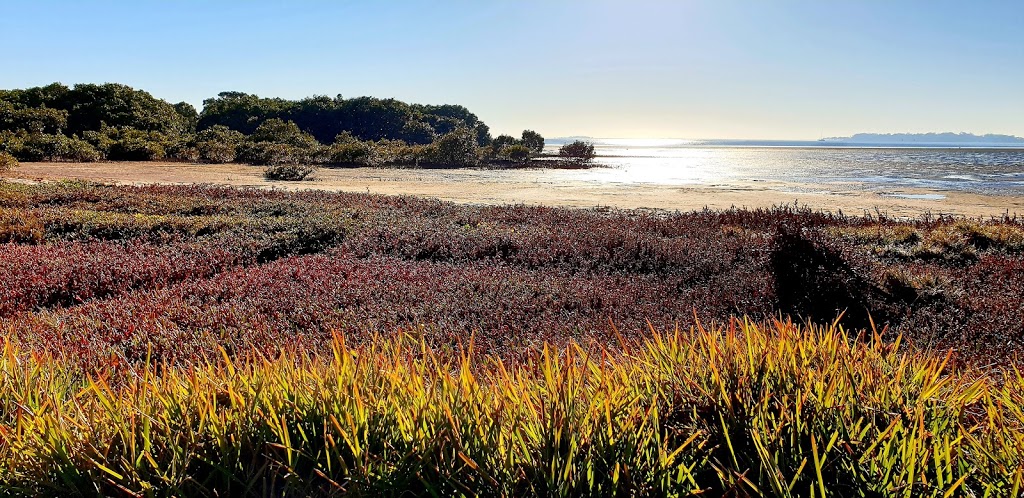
<box><xmin>597</xmin><ymin>138</ymin><xmax>695</xmax><ymax>147</ymax></box>
<box><xmin>573</xmin><ymin>143</ymin><xmax>732</xmax><ymax>185</ymax></box>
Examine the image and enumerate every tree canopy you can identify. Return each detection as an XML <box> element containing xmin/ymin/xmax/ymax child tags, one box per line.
<box><xmin>197</xmin><ymin>92</ymin><xmax>491</xmax><ymax>146</ymax></box>
<box><xmin>0</xmin><ymin>82</ymin><xmax>562</xmax><ymax>170</ymax></box>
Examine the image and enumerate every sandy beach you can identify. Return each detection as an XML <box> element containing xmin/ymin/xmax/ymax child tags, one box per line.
<box><xmin>9</xmin><ymin>161</ymin><xmax>1024</xmax><ymax>218</ymax></box>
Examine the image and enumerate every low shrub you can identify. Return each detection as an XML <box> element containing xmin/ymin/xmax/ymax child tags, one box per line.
<box><xmin>505</xmin><ymin>144</ymin><xmax>531</xmax><ymax>163</ymax></box>
<box><xmin>0</xmin><ymin>151</ymin><xmax>17</xmax><ymax>173</ymax></box>
<box><xmin>327</xmin><ymin>140</ymin><xmax>371</xmax><ymax>165</ymax></box>
<box><xmin>263</xmin><ymin>162</ymin><xmax>316</xmax><ymax>181</ymax></box>
<box><xmin>0</xmin><ymin>208</ymin><xmax>43</xmax><ymax>242</ymax></box>
<box><xmin>197</xmin><ymin>140</ymin><xmax>237</xmax><ymax>163</ymax></box>
<box><xmin>109</xmin><ymin>136</ymin><xmax>166</xmax><ymax>161</ymax></box>
<box><xmin>7</xmin><ymin>133</ymin><xmax>101</xmax><ymax>162</ymax></box>
<box><xmin>165</xmin><ymin>141</ymin><xmax>201</xmax><ymax>162</ymax></box>
<box><xmin>238</xmin><ymin>142</ymin><xmax>296</xmax><ymax>165</ymax></box>
<box><xmin>558</xmin><ymin>140</ymin><xmax>596</xmax><ymax>164</ymax></box>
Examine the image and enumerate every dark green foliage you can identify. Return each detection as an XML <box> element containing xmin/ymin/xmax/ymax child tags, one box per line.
<box><xmin>0</xmin><ymin>102</ymin><xmax>68</xmax><ymax>134</ymax></box>
<box><xmin>66</xmin><ymin>136</ymin><xmax>102</xmax><ymax>162</ymax></box>
<box><xmin>427</xmin><ymin>128</ymin><xmax>479</xmax><ymax>167</ymax></box>
<box><xmin>417</xmin><ymin>104</ymin><xmax>479</xmax><ymax>129</ymax></box>
<box><xmin>198</xmin><ymin>92</ymin><xmax>488</xmax><ymax>146</ymax></box>
<box><xmin>81</xmin><ymin>127</ymin><xmax>116</xmax><ymax>157</ymax></box>
<box><xmin>107</xmin><ymin>129</ymin><xmax>167</xmax><ymax>161</ymax></box>
<box><xmin>197</xmin><ymin>91</ymin><xmax>294</xmax><ymax>135</ymax></box>
<box><xmin>77</xmin><ymin>126</ymin><xmax>173</xmax><ymax>162</ymax></box>
<box><xmin>505</xmin><ymin>144</ymin><xmax>531</xmax><ymax>163</ymax></box>
<box><xmin>486</xmin><ymin>134</ymin><xmax>519</xmax><ymax>161</ymax></box>
<box><xmin>0</xmin><ymin>83</ymin><xmax>192</xmax><ymax>154</ymax></box>
<box><xmin>369</xmin><ymin>139</ymin><xmax>431</xmax><ymax>166</ymax></box>
<box><xmin>109</xmin><ymin>138</ymin><xmax>165</xmax><ymax>161</ymax></box>
<box><xmin>474</xmin><ymin>122</ymin><xmax>492</xmax><ymax>146</ymax></box>
<box><xmin>492</xmin><ymin>134</ymin><xmax>519</xmax><ymax>149</ymax></box>
<box><xmin>0</xmin><ymin>82</ymin><xmax>70</xmax><ymax>108</ymax></box>
<box><xmin>0</xmin><ymin>131</ymin><xmax>26</xmax><ymax>157</ymax></box>
<box><xmin>173</xmin><ymin>102</ymin><xmax>199</xmax><ymax>133</ymax></box>
<box><xmin>337</xmin><ymin>97</ymin><xmax>431</xmax><ymax>143</ymax></box>
<box><xmin>247</xmin><ymin>118</ymin><xmax>320</xmax><ymax>149</ymax></box>
<box><xmin>401</xmin><ymin>119</ymin><xmax>436</xmax><ymax>144</ymax></box>
<box><xmin>195</xmin><ymin>125</ymin><xmax>245</xmax><ymax>146</ymax></box>
<box><xmin>237</xmin><ymin>119</ymin><xmax>323</xmax><ymax>166</ymax></box>
<box><xmin>558</xmin><ymin>140</ymin><xmax>596</xmax><ymax>163</ymax></box>
<box><xmin>237</xmin><ymin>142</ymin><xmax>303</xmax><ymax>166</ymax></box>
<box><xmin>5</xmin><ymin>133</ymin><xmax>100</xmax><ymax>162</ymax></box>
<box><xmin>193</xmin><ymin>125</ymin><xmax>245</xmax><ymax>163</ymax></box>
<box><xmin>0</xmin><ymin>82</ymin><xmax>540</xmax><ymax>169</ymax></box>
<box><xmin>521</xmin><ymin>129</ymin><xmax>545</xmax><ymax>153</ymax></box>
<box><xmin>263</xmin><ymin>163</ymin><xmax>316</xmax><ymax>181</ymax></box>
<box><xmin>61</xmin><ymin>83</ymin><xmax>193</xmax><ymax>137</ymax></box>
<box><xmin>327</xmin><ymin>133</ymin><xmax>372</xmax><ymax>165</ymax></box>
<box><xmin>165</xmin><ymin>141</ymin><xmax>200</xmax><ymax>162</ymax></box>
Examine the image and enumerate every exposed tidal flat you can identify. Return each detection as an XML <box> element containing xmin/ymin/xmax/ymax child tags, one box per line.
<box><xmin>13</xmin><ymin>141</ymin><xmax>1024</xmax><ymax>218</ymax></box>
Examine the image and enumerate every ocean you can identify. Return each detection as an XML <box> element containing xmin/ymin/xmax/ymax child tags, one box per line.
<box><xmin>543</xmin><ymin>139</ymin><xmax>1024</xmax><ymax>197</ymax></box>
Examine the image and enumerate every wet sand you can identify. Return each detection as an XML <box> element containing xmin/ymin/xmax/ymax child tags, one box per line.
<box><xmin>9</xmin><ymin>161</ymin><xmax>1024</xmax><ymax>218</ymax></box>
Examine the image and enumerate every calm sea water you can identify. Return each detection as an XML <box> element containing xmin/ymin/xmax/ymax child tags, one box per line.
<box><xmin>544</xmin><ymin>139</ymin><xmax>1024</xmax><ymax>197</ymax></box>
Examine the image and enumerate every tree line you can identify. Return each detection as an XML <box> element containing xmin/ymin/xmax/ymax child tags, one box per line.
<box><xmin>0</xmin><ymin>82</ymin><xmax>594</xmax><ymax>177</ymax></box>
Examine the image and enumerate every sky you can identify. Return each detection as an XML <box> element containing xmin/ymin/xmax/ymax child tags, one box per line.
<box><xmin>1</xmin><ymin>1</ymin><xmax>1022</xmax><ymax>140</ymax></box>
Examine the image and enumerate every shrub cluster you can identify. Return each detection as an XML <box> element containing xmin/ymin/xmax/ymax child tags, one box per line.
<box><xmin>1</xmin><ymin>82</ymin><xmax>559</xmax><ymax>172</ymax></box>
<box><xmin>559</xmin><ymin>139</ymin><xmax>596</xmax><ymax>165</ymax></box>
<box><xmin>263</xmin><ymin>163</ymin><xmax>317</xmax><ymax>181</ymax></box>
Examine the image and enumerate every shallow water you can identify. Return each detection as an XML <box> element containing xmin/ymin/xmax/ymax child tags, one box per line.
<box><xmin>545</xmin><ymin>140</ymin><xmax>1024</xmax><ymax>196</ymax></box>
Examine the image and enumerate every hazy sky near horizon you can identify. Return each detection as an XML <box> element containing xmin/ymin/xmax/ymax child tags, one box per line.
<box><xmin>2</xmin><ymin>1</ymin><xmax>1022</xmax><ymax>140</ymax></box>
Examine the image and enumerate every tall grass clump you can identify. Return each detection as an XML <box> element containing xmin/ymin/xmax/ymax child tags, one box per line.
<box><xmin>1</xmin><ymin>318</ymin><xmax>1021</xmax><ymax>497</ymax></box>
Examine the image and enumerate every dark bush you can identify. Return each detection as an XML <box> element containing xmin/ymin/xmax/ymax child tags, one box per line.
<box><xmin>263</xmin><ymin>163</ymin><xmax>316</xmax><ymax>181</ymax></box>
<box><xmin>558</xmin><ymin>140</ymin><xmax>596</xmax><ymax>163</ymax></box>
<box><xmin>237</xmin><ymin>142</ymin><xmax>303</xmax><ymax>166</ymax></box>
<box><xmin>505</xmin><ymin>144</ymin><xmax>531</xmax><ymax>164</ymax></box>
<box><xmin>109</xmin><ymin>135</ymin><xmax>166</xmax><ymax>161</ymax></box>
<box><xmin>249</xmin><ymin>118</ymin><xmax>321</xmax><ymax>149</ymax></box>
<box><xmin>195</xmin><ymin>125</ymin><xmax>245</xmax><ymax>163</ymax></box>
<box><xmin>328</xmin><ymin>141</ymin><xmax>371</xmax><ymax>165</ymax></box>
<box><xmin>166</xmin><ymin>142</ymin><xmax>201</xmax><ymax>162</ymax></box>
<box><xmin>366</xmin><ymin>139</ymin><xmax>428</xmax><ymax>166</ymax></box>
<box><xmin>426</xmin><ymin>128</ymin><xmax>479</xmax><ymax>167</ymax></box>
<box><xmin>11</xmin><ymin>134</ymin><xmax>100</xmax><ymax>162</ymax></box>
<box><xmin>521</xmin><ymin>129</ymin><xmax>545</xmax><ymax>153</ymax></box>
<box><xmin>197</xmin><ymin>141</ymin><xmax>236</xmax><ymax>163</ymax></box>
<box><xmin>492</xmin><ymin>135</ymin><xmax>519</xmax><ymax>149</ymax></box>
<box><xmin>82</xmin><ymin>128</ymin><xmax>116</xmax><ymax>158</ymax></box>
<box><xmin>0</xmin><ymin>103</ymin><xmax>68</xmax><ymax>134</ymax></box>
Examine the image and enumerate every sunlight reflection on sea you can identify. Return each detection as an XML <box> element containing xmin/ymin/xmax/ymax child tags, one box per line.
<box><xmin>542</xmin><ymin>140</ymin><xmax>1024</xmax><ymax>195</ymax></box>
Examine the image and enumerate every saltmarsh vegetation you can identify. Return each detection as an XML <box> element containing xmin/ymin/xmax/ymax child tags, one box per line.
<box><xmin>2</xmin><ymin>182</ymin><xmax>1024</xmax><ymax>495</ymax></box>
<box><xmin>1</xmin><ymin>321</ymin><xmax>1022</xmax><ymax>496</ymax></box>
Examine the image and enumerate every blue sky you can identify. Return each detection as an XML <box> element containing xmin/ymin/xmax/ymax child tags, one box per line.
<box><xmin>2</xmin><ymin>1</ymin><xmax>1022</xmax><ymax>139</ymax></box>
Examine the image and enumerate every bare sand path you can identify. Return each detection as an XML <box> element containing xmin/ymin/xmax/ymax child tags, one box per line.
<box><xmin>10</xmin><ymin>161</ymin><xmax>1024</xmax><ymax>218</ymax></box>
